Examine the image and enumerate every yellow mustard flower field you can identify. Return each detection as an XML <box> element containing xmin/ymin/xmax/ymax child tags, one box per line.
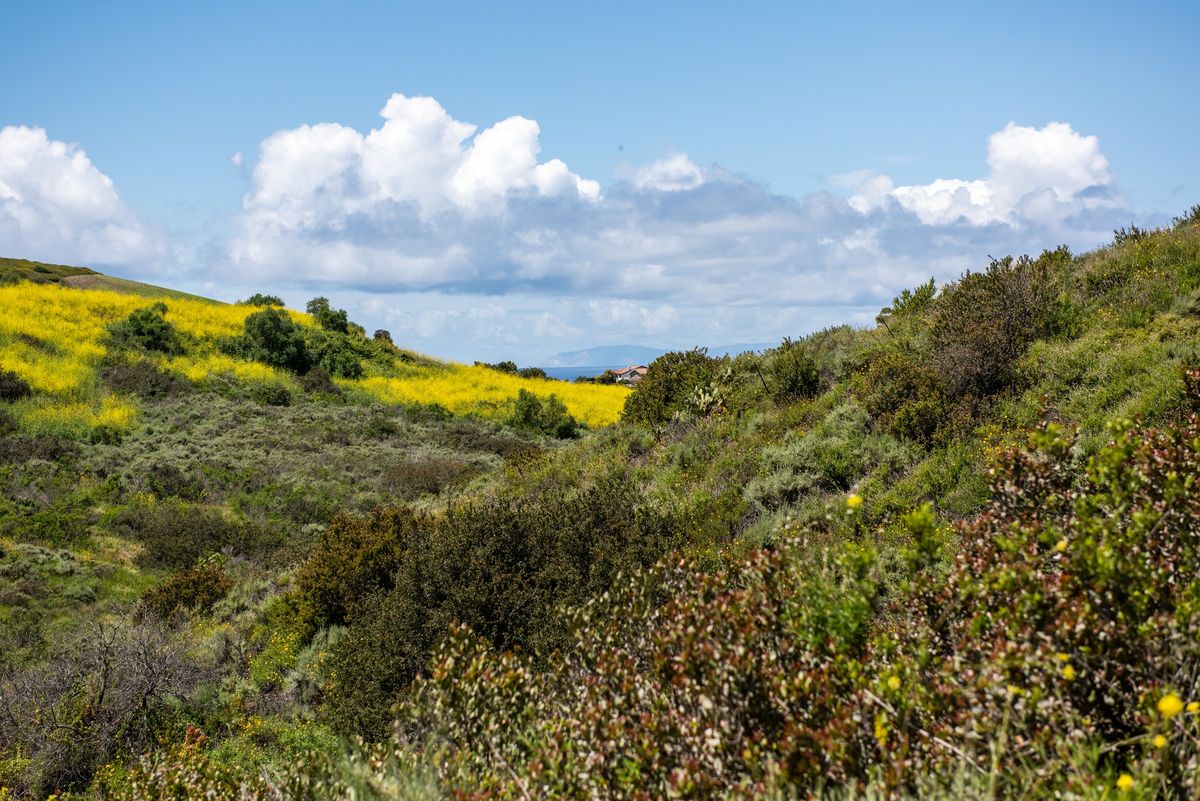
<box><xmin>0</xmin><ymin>281</ymin><xmax>628</xmax><ymax>437</ymax></box>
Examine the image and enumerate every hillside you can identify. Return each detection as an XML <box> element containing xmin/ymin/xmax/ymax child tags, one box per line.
<box><xmin>1</xmin><ymin>208</ymin><xmax>1200</xmax><ymax>800</ymax></box>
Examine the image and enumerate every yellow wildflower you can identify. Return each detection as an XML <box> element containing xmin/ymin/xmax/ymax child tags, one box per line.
<box><xmin>1061</xmin><ymin>664</ymin><xmax>1077</xmax><ymax>681</ymax></box>
<box><xmin>1152</xmin><ymin>734</ymin><xmax>1167</xmax><ymax>749</ymax></box>
<box><xmin>1055</xmin><ymin>652</ymin><xmax>1070</xmax><ymax>662</ymax></box>
<box><xmin>1054</xmin><ymin>538</ymin><xmax>1068</xmax><ymax>553</ymax></box>
<box><xmin>886</xmin><ymin>675</ymin><xmax>901</xmax><ymax>691</ymax></box>
<box><xmin>1158</xmin><ymin>692</ymin><xmax>1184</xmax><ymax>719</ymax></box>
<box><xmin>1188</xmin><ymin>701</ymin><xmax>1199</xmax><ymax>713</ymax></box>
<box><xmin>846</xmin><ymin>493</ymin><xmax>863</xmax><ymax>511</ymax></box>
<box><xmin>1116</xmin><ymin>773</ymin><xmax>1134</xmax><ymax>792</ymax></box>
<box><xmin>874</xmin><ymin>712</ymin><xmax>889</xmax><ymax>746</ymax></box>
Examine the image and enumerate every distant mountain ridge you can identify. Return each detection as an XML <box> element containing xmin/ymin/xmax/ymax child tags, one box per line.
<box><xmin>540</xmin><ymin>342</ymin><xmax>774</xmax><ymax>368</ymax></box>
<box><xmin>539</xmin><ymin>345</ymin><xmax>667</xmax><ymax>368</ymax></box>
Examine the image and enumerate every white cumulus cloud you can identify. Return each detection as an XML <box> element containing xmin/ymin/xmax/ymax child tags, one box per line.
<box><xmin>220</xmin><ymin>102</ymin><xmax>1137</xmax><ymax>361</ymax></box>
<box><xmin>852</xmin><ymin>122</ymin><xmax>1126</xmax><ymax>227</ymax></box>
<box><xmin>629</xmin><ymin>153</ymin><xmax>706</xmax><ymax>191</ymax></box>
<box><xmin>0</xmin><ymin>125</ymin><xmax>163</xmax><ymax>268</ymax></box>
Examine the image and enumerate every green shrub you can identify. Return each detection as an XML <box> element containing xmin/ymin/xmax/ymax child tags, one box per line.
<box><xmin>140</xmin><ymin>556</ymin><xmax>233</xmax><ymax>619</ymax></box>
<box><xmin>224</xmin><ymin>308</ymin><xmax>312</xmax><ymax>373</ymax></box>
<box><xmin>142</xmin><ymin>462</ymin><xmax>206</xmax><ymax>501</ymax></box>
<box><xmin>320</xmin><ymin>476</ymin><xmax>679</xmax><ymax>738</ymax></box>
<box><xmin>478</xmin><ymin>359</ymin><xmax>519</xmax><ymax>374</ymax></box>
<box><xmin>99</xmin><ymin>359</ymin><xmax>190</xmax><ymax>398</ymax></box>
<box><xmin>1113</xmin><ymin>223</ymin><xmax>1151</xmax><ymax>244</ymax></box>
<box><xmin>240</xmin><ymin>293</ymin><xmax>285</xmax><ymax>307</ymax></box>
<box><xmin>931</xmin><ymin>254</ymin><xmax>1062</xmax><ymax>398</ymax></box>
<box><xmin>1174</xmin><ymin>203</ymin><xmax>1200</xmax><ymax>229</ymax></box>
<box><xmin>248</xmin><ymin>380</ymin><xmax>292</xmax><ymax>406</ymax></box>
<box><xmin>294</xmin><ymin>505</ymin><xmax>422</xmax><ymax>629</ymax></box>
<box><xmin>381</xmin><ymin>457</ymin><xmax>476</xmax><ymax>500</ymax></box>
<box><xmin>622</xmin><ymin>348</ymin><xmax>720</xmax><ymax>428</ymax></box>
<box><xmin>111</xmin><ymin>501</ymin><xmax>277</xmax><ymax>569</ymax></box>
<box><xmin>306</xmin><ymin>297</ymin><xmax>351</xmax><ymax>334</ymax></box>
<box><xmin>747</xmin><ymin>403</ymin><xmax>911</xmax><ymax>510</ymax></box>
<box><xmin>304</xmin><ymin>403</ymin><xmax>1200</xmax><ymax>799</ymax></box>
<box><xmin>304</xmin><ymin>329</ymin><xmax>363</xmax><ymax>379</ymax></box>
<box><xmin>511</xmin><ymin>389</ymin><xmax>579</xmax><ymax>438</ymax></box>
<box><xmin>299</xmin><ymin>365</ymin><xmax>342</xmax><ymax>396</ymax></box>
<box><xmin>858</xmin><ymin>348</ymin><xmax>944</xmax><ymax>444</ymax></box>
<box><xmin>0</xmin><ymin>369</ymin><xmax>32</xmax><ymax>403</ymax></box>
<box><xmin>764</xmin><ymin>337</ymin><xmax>820</xmax><ymax>403</ymax></box>
<box><xmin>108</xmin><ymin>302</ymin><xmax>184</xmax><ymax>355</ymax></box>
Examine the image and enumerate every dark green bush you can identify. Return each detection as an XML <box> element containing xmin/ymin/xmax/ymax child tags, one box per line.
<box><xmin>143</xmin><ymin>462</ymin><xmax>206</xmax><ymax>501</ymax></box>
<box><xmin>477</xmin><ymin>359</ymin><xmax>519</xmax><ymax>374</ymax></box>
<box><xmin>930</xmin><ymin>254</ymin><xmax>1061</xmax><ymax>399</ymax></box>
<box><xmin>98</xmin><ymin>359</ymin><xmax>190</xmax><ymax>398</ymax></box>
<box><xmin>858</xmin><ymin>348</ymin><xmax>944</xmax><ymax>444</ymax></box>
<box><xmin>141</xmin><ymin>556</ymin><xmax>233</xmax><ymax>619</ymax></box>
<box><xmin>306</xmin><ymin>297</ymin><xmax>351</xmax><ymax>334</ymax></box>
<box><xmin>108</xmin><ymin>303</ymin><xmax>184</xmax><ymax>355</ymax></box>
<box><xmin>304</xmin><ymin>330</ymin><xmax>363</xmax><ymax>379</ymax></box>
<box><xmin>299</xmin><ymin>365</ymin><xmax>342</xmax><ymax>396</ymax></box>
<box><xmin>381</xmin><ymin>457</ymin><xmax>476</xmax><ymax>500</ymax></box>
<box><xmin>1174</xmin><ymin>203</ymin><xmax>1200</xmax><ymax>229</ymax></box>
<box><xmin>0</xmin><ymin>368</ymin><xmax>32</xmax><ymax>403</ymax></box>
<box><xmin>240</xmin><ymin>293</ymin><xmax>285</xmax><ymax>307</ymax></box>
<box><xmin>224</xmin><ymin>308</ymin><xmax>312</xmax><ymax>373</ymax></box>
<box><xmin>111</xmin><ymin>501</ymin><xmax>277</xmax><ymax>569</ymax></box>
<box><xmin>1113</xmin><ymin>224</ymin><xmax>1151</xmax><ymax>244</ymax></box>
<box><xmin>248</xmin><ymin>381</ymin><xmax>292</xmax><ymax>406</ymax></box>
<box><xmin>621</xmin><ymin>348</ymin><xmax>720</xmax><ymax>427</ymax></box>
<box><xmin>511</xmin><ymin>389</ymin><xmax>579</xmax><ymax>438</ymax></box>
<box><xmin>764</xmin><ymin>337</ymin><xmax>820</xmax><ymax>403</ymax></box>
<box><xmin>0</xmin><ymin>434</ymin><xmax>78</xmax><ymax>464</ymax></box>
<box><xmin>320</xmin><ymin>476</ymin><xmax>679</xmax><ymax>738</ymax></box>
<box><xmin>295</xmin><ymin>506</ymin><xmax>423</xmax><ymax>630</ymax></box>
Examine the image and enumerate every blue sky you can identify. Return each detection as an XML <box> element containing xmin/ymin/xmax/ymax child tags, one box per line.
<box><xmin>2</xmin><ymin>0</ymin><xmax>1197</xmax><ymax>362</ymax></box>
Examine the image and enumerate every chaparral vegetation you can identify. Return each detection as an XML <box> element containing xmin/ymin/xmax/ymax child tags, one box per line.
<box><xmin>1</xmin><ymin>209</ymin><xmax>1200</xmax><ymax>799</ymax></box>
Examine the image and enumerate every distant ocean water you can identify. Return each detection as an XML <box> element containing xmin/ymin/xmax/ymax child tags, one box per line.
<box><xmin>541</xmin><ymin>365</ymin><xmax>627</xmax><ymax>381</ymax></box>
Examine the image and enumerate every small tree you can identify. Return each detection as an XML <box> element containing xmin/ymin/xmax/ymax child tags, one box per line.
<box><xmin>306</xmin><ymin>296</ymin><xmax>351</xmax><ymax>334</ymax></box>
<box><xmin>239</xmin><ymin>293</ymin><xmax>284</xmax><ymax>307</ymax></box>
<box><xmin>237</xmin><ymin>308</ymin><xmax>311</xmax><ymax>373</ymax></box>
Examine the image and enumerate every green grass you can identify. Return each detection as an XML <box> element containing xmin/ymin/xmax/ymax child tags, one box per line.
<box><xmin>58</xmin><ymin>272</ymin><xmax>222</xmax><ymax>303</ymax></box>
<box><xmin>0</xmin><ymin>256</ymin><xmax>96</xmax><ymax>285</ymax></box>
